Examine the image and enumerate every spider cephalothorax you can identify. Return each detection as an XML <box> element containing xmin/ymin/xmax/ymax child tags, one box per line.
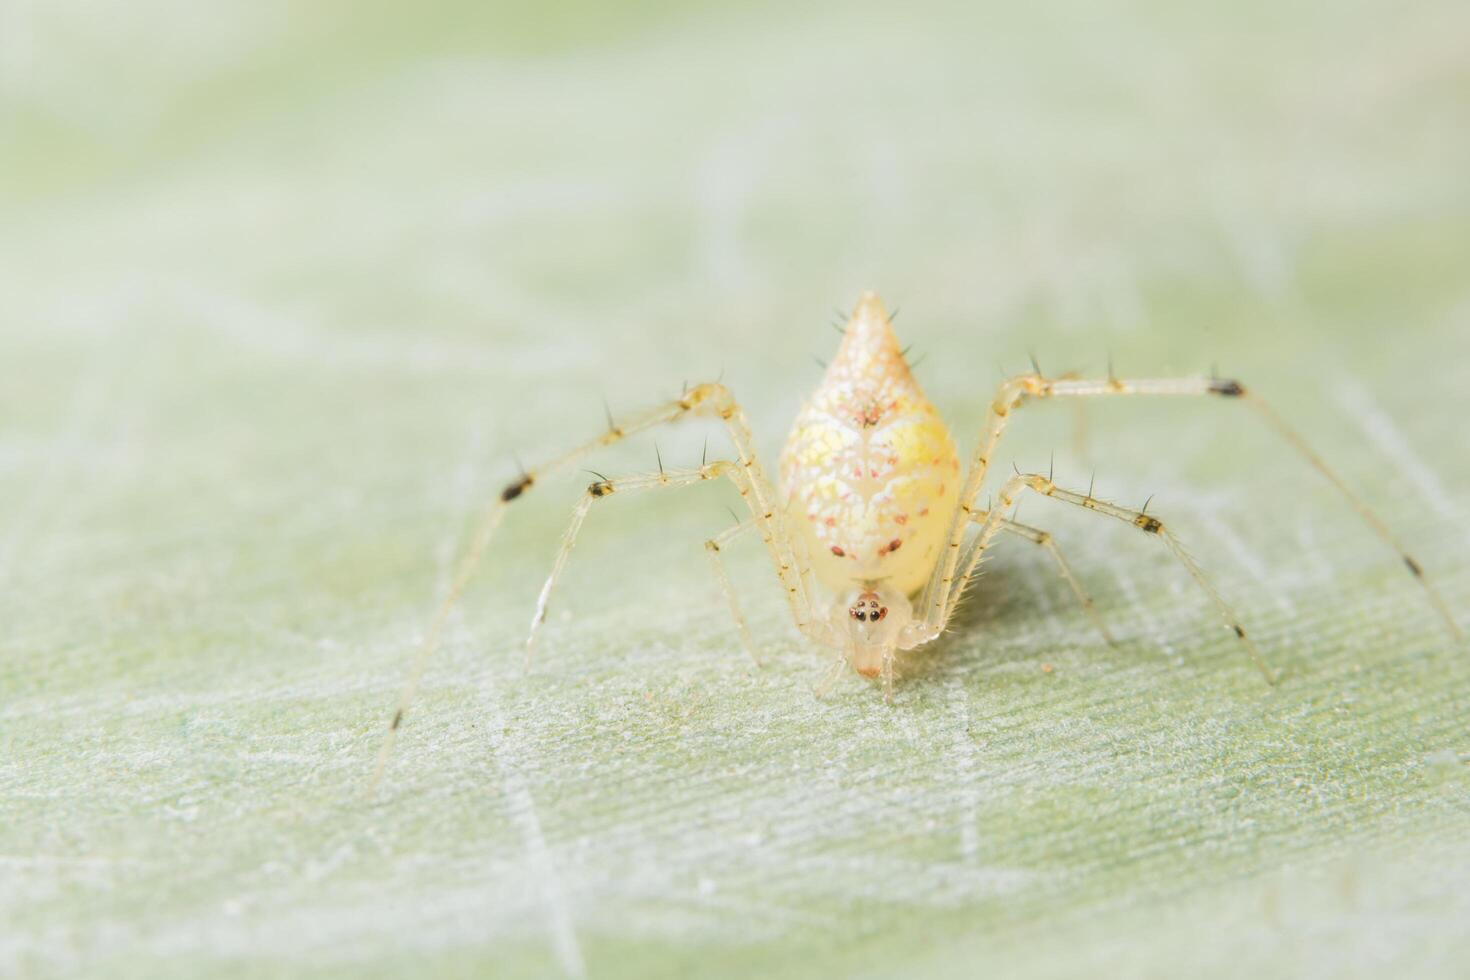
<box><xmin>839</xmin><ymin>585</ymin><xmax>912</xmax><ymax>679</ymax></box>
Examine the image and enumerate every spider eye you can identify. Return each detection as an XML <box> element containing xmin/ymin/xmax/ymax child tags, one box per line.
<box><xmin>855</xmin><ymin>611</ymin><xmax>868</xmax><ymax>622</ymax></box>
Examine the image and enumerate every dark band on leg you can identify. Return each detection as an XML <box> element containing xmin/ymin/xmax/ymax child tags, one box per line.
<box><xmin>501</xmin><ymin>475</ymin><xmax>534</xmax><ymax>501</ymax></box>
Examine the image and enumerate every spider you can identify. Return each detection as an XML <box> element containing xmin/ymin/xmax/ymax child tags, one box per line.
<box><xmin>372</xmin><ymin>292</ymin><xmax>1460</xmax><ymax>783</ymax></box>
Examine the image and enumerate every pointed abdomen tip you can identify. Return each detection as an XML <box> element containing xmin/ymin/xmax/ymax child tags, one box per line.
<box><xmin>853</xmin><ymin>291</ymin><xmax>887</xmax><ymax>321</ymax></box>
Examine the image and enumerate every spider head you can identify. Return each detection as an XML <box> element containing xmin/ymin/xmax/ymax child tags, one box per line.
<box><xmin>838</xmin><ymin>587</ymin><xmax>911</xmax><ymax>677</ymax></box>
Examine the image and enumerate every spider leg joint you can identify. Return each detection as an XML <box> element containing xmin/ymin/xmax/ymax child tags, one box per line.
<box><xmin>1134</xmin><ymin>514</ymin><xmax>1163</xmax><ymax>534</ymax></box>
<box><xmin>501</xmin><ymin>475</ymin><xmax>534</xmax><ymax>501</ymax></box>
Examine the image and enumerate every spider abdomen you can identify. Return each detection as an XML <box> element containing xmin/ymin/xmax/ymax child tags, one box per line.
<box><xmin>779</xmin><ymin>293</ymin><xmax>959</xmax><ymax>595</ymax></box>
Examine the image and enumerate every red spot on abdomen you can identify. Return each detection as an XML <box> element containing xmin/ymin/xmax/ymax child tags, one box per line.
<box><xmin>831</xmin><ymin>545</ymin><xmax>846</xmax><ymax>557</ymax></box>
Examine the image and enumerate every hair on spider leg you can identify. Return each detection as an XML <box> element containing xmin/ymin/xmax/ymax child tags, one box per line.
<box><xmin>512</xmin><ymin>449</ymin><xmax>528</xmax><ymax>479</ymax></box>
<box><xmin>1028</xmin><ymin>350</ymin><xmax>1044</xmax><ymax>377</ymax></box>
<box><xmin>580</xmin><ymin>468</ymin><xmax>615</xmax><ymax>498</ymax></box>
<box><xmin>811</xmin><ymin>354</ymin><xmax>828</xmax><ymax>370</ymax></box>
<box><xmin>501</xmin><ymin>452</ymin><xmax>534</xmax><ymax>501</ymax></box>
<box><xmin>654</xmin><ymin>441</ymin><xmax>665</xmax><ymax>478</ymax></box>
<box><xmin>1203</xmin><ymin>362</ymin><xmax>1242</xmax><ymax>393</ymax></box>
<box><xmin>600</xmin><ymin>395</ymin><xmax>620</xmax><ymax>437</ymax></box>
<box><xmin>1134</xmin><ymin>494</ymin><xmax>1164</xmax><ymax>533</ymax></box>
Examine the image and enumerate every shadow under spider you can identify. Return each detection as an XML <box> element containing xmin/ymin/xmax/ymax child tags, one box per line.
<box><xmin>896</xmin><ymin>556</ymin><xmax>1064</xmax><ymax>686</ymax></box>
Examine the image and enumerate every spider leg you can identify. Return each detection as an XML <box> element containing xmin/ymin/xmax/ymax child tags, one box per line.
<box><xmin>704</xmin><ymin>518</ymin><xmax>763</xmax><ymax>667</ymax></box>
<box><xmin>919</xmin><ymin>373</ymin><xmax>1459</xmax><ymax>643</ymax></box>
<box><xmin>813</xmin><ymin>655</ymin><xmax>847</xmax><ymax>699</ymax></box>
<box><xmin>974</xmin><ymin>510</ymin><xmax>1116</xmax><ymax>646</ymax></box>
<box><xmin>958</xmin><ymin>473</ymin><xmax>1278</xmax><ymax>683</ymax></box>
<box><xmin>524</xmin><ymin>463</ymin><xmax>830</xmax><ymax>670</ymax></box>
<box><xmin>372</xmin><ymin>382</ymin><xmax>802</xmax><ymax>792</ymax></box>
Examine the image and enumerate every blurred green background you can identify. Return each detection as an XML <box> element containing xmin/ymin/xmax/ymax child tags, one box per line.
<box><xmin>3</xmin><ymin>1</ymin><xmax>1469</xmax><ymax>977</ymax></box>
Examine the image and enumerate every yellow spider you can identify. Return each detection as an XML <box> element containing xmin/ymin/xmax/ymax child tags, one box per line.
<box><xmin>372</xmin><ymin>293</ymin><xmax>1459</xmax><ymax>783</ymax></box>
